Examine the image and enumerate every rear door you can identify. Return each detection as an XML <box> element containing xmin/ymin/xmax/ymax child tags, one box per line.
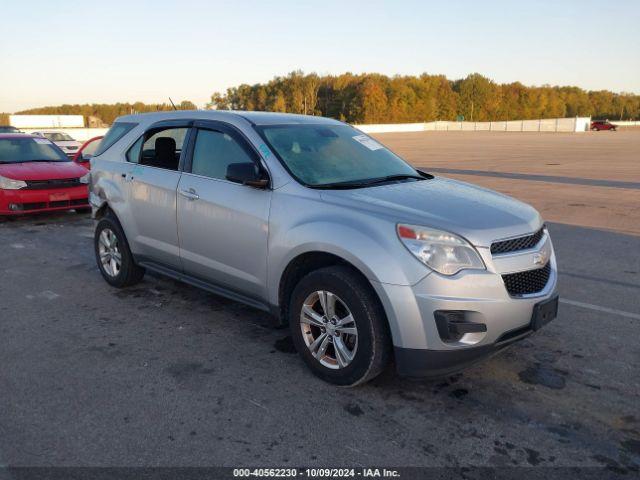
<box><xmin>123</xmin><ymin>121</ymin><xmax>192</xmax><ymax>270</ymax></box>
<box><xmin>176</xmin><ymin>121</ymin><xmax>272</xmax><ymax>300</ymax></box>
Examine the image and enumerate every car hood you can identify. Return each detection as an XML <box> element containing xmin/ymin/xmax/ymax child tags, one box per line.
<box><xmin>319</xmin><ymin>176</ymin><xmax>542</xmax><ymax>247</ymax></box>
<box><xmin>0</xmin><ymin>161</ymin><xmax>88</xmax><ymax>181</ymax></box>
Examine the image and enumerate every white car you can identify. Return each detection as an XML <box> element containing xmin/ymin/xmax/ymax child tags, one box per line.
<box><xmin>31</xmin><ymin>131</ymin><xmax>82</xmax><ymax>158</ymax></box>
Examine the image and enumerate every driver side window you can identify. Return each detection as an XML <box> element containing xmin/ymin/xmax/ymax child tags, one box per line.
<box><xmin>190</xmin><ymin>129</ymin><xmax>256</xmax><ymax>181</ymax></box>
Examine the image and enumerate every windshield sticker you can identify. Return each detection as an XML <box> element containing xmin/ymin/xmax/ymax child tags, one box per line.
<box><xmin>352</xmin><ymin>135</ymin><xmax>383</xmax><ymax>151</ymax></box>
<box><xmin>33</xmin><ymin>138</ymin><xmax>53</xmax><ymax>145</ymax></box>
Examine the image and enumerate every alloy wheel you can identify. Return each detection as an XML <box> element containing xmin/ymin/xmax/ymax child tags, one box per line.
<box><xmin>98</xmin><ymin>228</ymin><xmax>122</xmax><ymax>277</ymax></box>
<box><xmin>300</xmin><ymin>290</ymin><xmax>358</xmax><ymax>369</ymax></box>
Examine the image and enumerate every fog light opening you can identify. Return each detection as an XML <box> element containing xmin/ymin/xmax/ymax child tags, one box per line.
<box><xmin>434</xmin><ymin>310</ymin><xmax>487</xmax><ymax>343</ymax></box>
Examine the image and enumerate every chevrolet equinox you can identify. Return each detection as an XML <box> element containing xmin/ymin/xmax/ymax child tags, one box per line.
<box><xmin>89</xmin><ymin>111</ymin><xmax>559</xmax><ymax>386</ymax></box>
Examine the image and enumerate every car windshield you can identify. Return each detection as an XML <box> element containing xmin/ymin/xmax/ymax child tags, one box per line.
<box><xmin>258</xmin><ymin>124</ymin><xmax>420</xmax><ymax>187</ymax></box>
<box><xmin>44</xmin><ymin>132</ymin><xmax>74</xmax><ymax>142</ymax></box>
<box><xmin>0</xmin><ymin>137</ymin><xmax>70</xmax><ymax>163</ymax></box>
<box><xmin>81</xmin><ymin>137</ymin><xmax>103</xmax><ymax>156</ymax></box>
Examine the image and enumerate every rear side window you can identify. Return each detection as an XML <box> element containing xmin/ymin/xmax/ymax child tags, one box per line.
<box><xmin>191</xmin><ymin>129</ymin><xmax>255</xmax><ymax>180</ymax></box>
<box><xmin>93</xmin><ymin>122</ymin><xmax>137</xmax><ymax>156</ymax></box>
<box><xmin>127</xmin><ymin>127</ymin><xmax>188</xmax><ymax>171</ymax></box>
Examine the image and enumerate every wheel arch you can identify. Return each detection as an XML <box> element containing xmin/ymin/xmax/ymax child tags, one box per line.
<box><xmin>276</xmin><ymin>251</ymin><xmax>387</xmax><ymax>330</ymax></box>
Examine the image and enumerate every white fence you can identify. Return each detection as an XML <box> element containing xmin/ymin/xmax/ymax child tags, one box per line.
<box><xmin>357</xmin><ymin>117</ymin><xmax>592</xmax><ymax>134</ymax></box>
<box><xmin>9</xmin><ymin>114</ymin><xmax>85</xmax><ymax>129</ymax></box>
<box><xmin>15</xmin><ymin>116</ymin><xmax>615</xmax><ymax>141</ymax></box>
<box><xmin>611</xmin><ymin>120</ymin><xmax>640</xmax><ymax>126</ymax></box>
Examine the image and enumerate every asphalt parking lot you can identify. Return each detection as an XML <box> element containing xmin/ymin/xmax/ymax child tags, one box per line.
<box><xmin>1</xmin><ymin>132</ymin><xmax>639</xmax><ymax>474</ymax></box>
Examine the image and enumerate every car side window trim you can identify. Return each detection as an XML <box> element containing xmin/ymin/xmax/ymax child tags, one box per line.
<box><xmin>124</xmin><ymin>120</ymin><xmax>194</xmax><ymax>172</ymax></box>
<box><xmin>183</xmin><ymin>121</ymin><xmax>271</xmax><ymax>187</ymax></box>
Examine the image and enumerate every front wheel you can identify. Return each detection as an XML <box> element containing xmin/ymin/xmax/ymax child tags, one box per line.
<box><xmin>289</xmin><ymin>266</ymin><xmax>391</xmax><ymax>386</ymax></box>
<box><xmin>94</xmin><ymin>214</ymin><xmax>145</xmax><ymax>287</ymax></box>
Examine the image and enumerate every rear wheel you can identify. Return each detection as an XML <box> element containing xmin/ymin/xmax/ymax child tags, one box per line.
<box><xmin>289</xmin><ymin>266</ymin><xmax>391</xmax><ymax>386</ymax></box>
<box><xmin>94</xmin><ymin>213</ymin><xmax>145</xmax><ymax>287</ymax></box>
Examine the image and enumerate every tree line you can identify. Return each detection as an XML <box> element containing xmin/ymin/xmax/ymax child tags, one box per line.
<box><xmin>209</xmin><ymin>71</ymin><xmax>640</xmax><ymax>123</ymax></box>
<box><xmin>2</xmin><ymin>72</ymin><xmax>638</xmax><ymax>126</ymax></box>
<box><xmin>2</xmin><ymin>100</ymin><xmax>198</xmax><ymax>126</ymax></box>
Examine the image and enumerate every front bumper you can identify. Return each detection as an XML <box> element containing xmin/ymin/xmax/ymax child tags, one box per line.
<box><xmin>0</xmin><ymin>185</ymin><xmax>89</xmax><ymax>215</ymax></box>
<box><xmin>394</xmin><ymin>293</ymin><xmax>558</xmax><ymax>377</ymax></box>
<box><xmin>372</xmin><ymin>234</ymin><xmax>559</xmax><ymax>377</ymax></box>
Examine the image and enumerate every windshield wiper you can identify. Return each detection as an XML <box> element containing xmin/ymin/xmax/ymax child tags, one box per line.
<box><xmin>312</xmin><ymin>173</ymin><xmax>427</xmax><ymax>190</ymax></box>
<box><xmin>364</xmin><ymin>174</ymin><xmax>426</xmax><ymax>185</ymax></box>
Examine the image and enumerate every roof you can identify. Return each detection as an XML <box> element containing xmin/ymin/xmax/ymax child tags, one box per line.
<box><xmin>115</xmin><ymin>110</ymin><xmax>343</xmax><ymax>126</ymax></box>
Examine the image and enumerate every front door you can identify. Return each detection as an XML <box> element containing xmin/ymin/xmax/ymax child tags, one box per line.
<box><xmin>176</xmin><ymin>123</ymin><xmax>272</xmax><ymax>300</ymax></box>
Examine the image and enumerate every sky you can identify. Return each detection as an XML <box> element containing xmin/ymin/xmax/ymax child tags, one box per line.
<box><xmin>1</xmin><ymin>0</ymin><xmax>639</xmax><ymax>113</ymax></box>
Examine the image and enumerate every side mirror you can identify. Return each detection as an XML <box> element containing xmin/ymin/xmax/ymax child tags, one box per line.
<box><xmin>226</xmin><ymin>162</ymin><xmax>269</xmax><ymax>188</ymax></box>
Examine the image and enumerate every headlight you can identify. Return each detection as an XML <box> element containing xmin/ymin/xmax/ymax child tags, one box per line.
<box><xmin>397</xmin><ymin>224</ymin><xmax>485</xmax><ymax>275</ymax></box>
<box><xmin>0</xmin><ymin>175</ymin><xmax>27</xmax><ymax>190</ymax></box>
<box><xmin>79</xmin><ymin>171</ymin><xmax>91</xmax><ymax>184</ymax></box>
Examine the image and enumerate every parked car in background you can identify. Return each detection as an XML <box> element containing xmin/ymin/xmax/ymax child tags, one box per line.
<box><xmin>0</xmin><ymin>126</ymin><xmax>22</xmax><ymax>134</ymax></box>
<box><xmin>590</xmin><ymin>120</ymin><xmax>617</xmax><ymax>131</ymax></box>
<box><xmin>0</xmin><ymin>133</ymin><xmax>90</xmax><ymax>217</ymax></box>
<box><xmin>72</xmin><ymin>136</ymin><xmax>104</xmax><ymax>169</ymax></box>
<box><xmin>31</xmin><ymin>130</ymin><xmax>83</xmax><ymax>157</ymax></box>
<box><xmin>89</xmin><ymin>111</ymin><xmax>558</xmax><ymax>386</ymax></box>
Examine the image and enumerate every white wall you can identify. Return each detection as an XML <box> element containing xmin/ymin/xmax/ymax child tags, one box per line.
<box><xmin>611</xmin><ymin>120</ymin><xmax>640</xmax><ymax>126</ymax></box>
<box><xmin>356</xmin><ymin>117</ymin><xmax>592</xmax><ymax>134</ymax></box>
<box><xmin>10</xmin><ymin>115</ymin><xmax>85</xmax><ymax>129</ymax></box>
<box><xmin>17</xmin><ymin>116</ymin><xmax>602</xmax><ymax>142</ymax></box>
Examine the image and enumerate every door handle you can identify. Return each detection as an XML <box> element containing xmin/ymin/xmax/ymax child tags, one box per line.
<box><xmin>121</xmin><ymin>172</ymin><xmax>134</xmax><ymax>182</ymax></box>
<box><xmin>179</xmin><ymin>188</ymin><xmax>200</xmax><ymax>201</ymax></box>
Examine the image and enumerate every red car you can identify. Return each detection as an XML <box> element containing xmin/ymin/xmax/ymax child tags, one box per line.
<box><xmin>590</xmin><ymin>120</ymin><xmax>617</xmax><ymax>131</ymax></box>
<box><xmin>0</xmin><ymin>133</ymin><xmax>90</xmax><ymax>217</ymax></box>
<box><xmin>72</xmin><ymin>135</ymin><xmax>104</xmax><ymax>169</ymax></box>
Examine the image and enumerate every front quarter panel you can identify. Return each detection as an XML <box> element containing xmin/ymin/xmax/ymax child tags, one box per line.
<box><xmin>267</xmin><ymin>184</ymin><xmax>432</xmax><ymax>307</ymax></box>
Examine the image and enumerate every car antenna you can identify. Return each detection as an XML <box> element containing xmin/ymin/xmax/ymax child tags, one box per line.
<box><xmin>168</xmin><ymin>97</ymin><xmax>177</xmax><ymax>111</ymax></box>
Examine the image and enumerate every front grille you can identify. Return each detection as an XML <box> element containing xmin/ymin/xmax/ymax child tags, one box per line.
<box><xmin>491</xmin><ymin>227</ymin><xmax>545</xmax><ymax>255</ymax></box>
<box><xmin>9</xmin><ymin>199</ymin><xmax>88</xmax><ymax>211</ymax></box>
<box><xmin>502</xmin><ymin>263</ymin><xmax>551</xmax><ymax>296</ymax></box>
<box><xmin>19</xmin><ymin>202</ymin><xmax>48</xmax><ymax>211</ymax></box>
<box><xmin>24</xmin><ymin>178</ymin><xmax>82</xmax><ymax>189</ymax></box>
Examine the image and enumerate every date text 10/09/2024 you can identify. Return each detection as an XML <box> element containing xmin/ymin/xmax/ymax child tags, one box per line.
<box><xmin>233</xmin><ymin>468</ymin><xmax>401</xmax><ymax>478</ymax></box>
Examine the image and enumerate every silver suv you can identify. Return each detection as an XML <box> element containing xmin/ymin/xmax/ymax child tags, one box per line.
<box><xmin>89</xmin><ymin>111</ymin><xmax>558</xmax><ymax>386</ymax></box>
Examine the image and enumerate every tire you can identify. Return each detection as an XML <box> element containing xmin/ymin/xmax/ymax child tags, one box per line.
<box><xmin>288</xmin><ymin>266</ymin><xmax>391</xmax><ymax>386</ymax></box>
<box><xmin>94</xmin><ymin>213</ymin><xmax>145</xmax><ymax>288</ymax></box>
<box><xmin>75</xmin><ymin>207</ymin><xmax>92</xmax><ymax>214</ymax></box>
